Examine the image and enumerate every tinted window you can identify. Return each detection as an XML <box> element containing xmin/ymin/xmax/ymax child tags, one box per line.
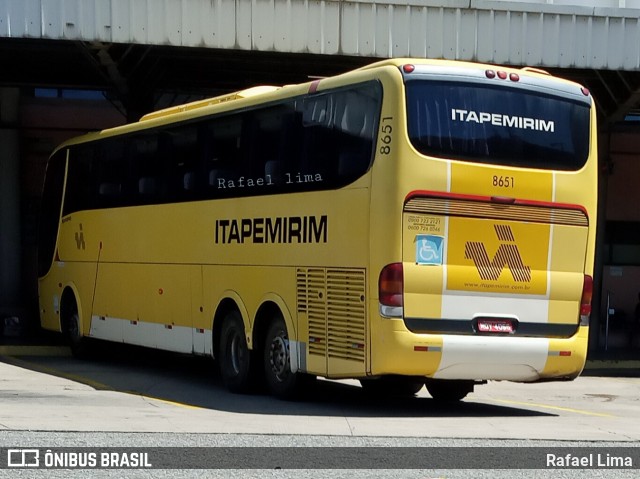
<box><xmin>405</xmin><ymin>81</ymin><xmax>591</xmax><ymax>170</ymax></box>
<box><xmin>62</xmin><ymin>81</ymin><xmax>382</xmax><ymax>214</ymax></box>
<box><xmin>38</xmin><ymin>150</ymin><xmax>66</xmax><ymax>276</ymax></box>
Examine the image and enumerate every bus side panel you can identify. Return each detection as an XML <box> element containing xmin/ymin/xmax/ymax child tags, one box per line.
<box><xmin>39</xmin><ymin>267</ymin><xmax>64</xmax><ymax>333</ymax></box>
<box><xmin>55</xmin><ymin>212</ymin><xmax>101</xmax><ymax>336</ymax></box>
<box><xmin>91</xmin><ymin>262</ymin><xmax>195</xmax><ymax>353</ymax></box>
<box><xmin>201</xmin><ymin>265</ymin><xmax>297</xmax><ymax>350</ymax></box>
<box><xmin>201</xmin><ymin>186</ymin><xmax>371</xmax><ymax>378</ymax></box>
<box><xmin>39</xmin><ymin>263</ymin><xmax>97</xmax><ymax>339</ymax></box>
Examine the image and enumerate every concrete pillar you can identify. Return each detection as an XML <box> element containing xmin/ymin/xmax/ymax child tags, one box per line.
<box><xmin>0</xmin><ymin>88</ymin><xmax>21</xmax><ymax>312</ymax></box>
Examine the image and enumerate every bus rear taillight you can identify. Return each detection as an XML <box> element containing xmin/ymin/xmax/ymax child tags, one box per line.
<box><xmin>580</xmin><ymin>275</ymin><xmax>593</xmax><ymax>325</ymax></box>
<box><xmin>379</xmin><ymin>263</ymin><xmax>404</xmax><ymax>318</ymax></box>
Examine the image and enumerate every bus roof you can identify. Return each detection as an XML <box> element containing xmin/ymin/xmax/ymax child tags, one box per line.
<box><xmin>139</xmin><ymin>85</ymin><xmax>281</xmax><ymax>122</ymax></box>
<box><xmin>52</xmin><ymin>57</ymin><xmax>585</xmax><ymax>154</ymax></box>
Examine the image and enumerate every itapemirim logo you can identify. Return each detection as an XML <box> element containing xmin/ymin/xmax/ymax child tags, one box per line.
<box><xmin>464</xmin><ymin>224</ymin><xmax>532</xmax><ymax>282</ymax></box>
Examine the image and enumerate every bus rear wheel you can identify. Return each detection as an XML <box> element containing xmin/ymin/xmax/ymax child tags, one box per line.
<box><xmin>218</xmin><ymin>310</ymin><xmax>257</xmax><ymax>394</ymax></box>
<box><xmin>425</xmin><ymin>379</ymin><xmax>474</xmax><ymax>402</ymax></box>
<box><xmin>263</xmin><ymin>315</ymin><xmax>314</xmax><ymax>400</ymax></box>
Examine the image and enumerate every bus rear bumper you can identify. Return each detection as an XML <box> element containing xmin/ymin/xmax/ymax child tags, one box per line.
<box><xmin>371</xmin><ymin>320</ymin><xmax>588</xmax><ymax>382</ymax></box>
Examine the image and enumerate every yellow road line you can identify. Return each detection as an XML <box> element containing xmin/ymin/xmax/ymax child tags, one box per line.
<box><xmin>487</xmin><ymin>397</ymin><xmax>615</xmax><ymax>417</ymax></box>
<box><xmin>145</xmin><ymin>396</ymin><xmax>205</xmax><ymax>410</ymax></box>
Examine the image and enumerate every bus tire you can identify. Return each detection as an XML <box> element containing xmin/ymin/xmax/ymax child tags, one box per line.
<box><xmin>425</xmin><ymin>379</ymin><xmax>474</xmax><ymax>402</ymax></box>
<box><xmin>63</xmin><ymin>299</ymin><xmax>90</xmax><ymax>359</ymax></box>
<box><xmin>263</xmin><ymin>314</ymin><xmax>314</xmax><ymax>400</ymax></box>
<box><xmin>359</xmin><ymin>376</ymin><xmax>424</xmax><ymax>397</ymax></box>
<box><xmin>218</xmin><ymin>310</ymin><xmax>256</xmax><ymax>394</ymax></box>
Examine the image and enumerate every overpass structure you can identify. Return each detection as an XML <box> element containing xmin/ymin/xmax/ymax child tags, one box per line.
<box><xmin>1</xmin><ymin>0</ymin><xmax>640</xmax><ymax>120</ymax></box>
<box><xmin>1</xmin><ymin>0</ymin><xmax>640</xmax><ymax>355</ymax></box>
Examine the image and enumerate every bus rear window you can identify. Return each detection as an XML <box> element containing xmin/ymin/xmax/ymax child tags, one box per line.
<box><xmin>405</xmin><ymin>81</ymin><xmax>591</xmax><ymax>170</ymax></box>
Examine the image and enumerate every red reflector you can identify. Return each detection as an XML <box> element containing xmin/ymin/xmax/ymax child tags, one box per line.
<box><xmin>414</xmin><ymin>346</ymin><xmax>429</xmax><ymax>352</ymax></box>
<box><xmin>581</xmin><ymin>87</ymin><xmax>590</xmax><ymax>97</ymax></box>
<box><xmin>581</xmin><ymin>275</ymin><xmax>593</xmax><ymax>316</ymax></box>
<box><xmin>379</xmin><ymin>263</ymin><xmax>403</xmax><ymax>307</ymax></box>
<box><xmin>509</xmin><ymin>73</ymin><xmax>520</xmax><ymax>82</ymax></box>
<box><xmin>308</xmin><ymin>79</ymin><xmax>321</xmax><ymax>94</ymax></box>
<box><xmin>491</xmin><ymin>196</ymin><xmax>516</xmax><ymax>204</ymax></box>
<box><xmin>403</xmin><ymin>64</ymin><xmax>415</xmax><ymax>73</ymax></box>
<box><xmin>559</xmin><ymin>351</ymin><xmax>572</xmax><ymax>357</ymax></box>
<box><xmin>497</xmin><ymin>71</ymin><xmax>508</xmax><ymax>80</ymax></box>
<box><xmin>485</xmin><ymin>70</ymin><xmax>496</xmax><ymax>79</ymax></box>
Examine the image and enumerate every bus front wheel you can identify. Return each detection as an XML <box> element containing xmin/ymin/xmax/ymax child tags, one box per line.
<box><xmin>425</xmin><ymin>379</ymin><xmax>474</xmax><ymax>402</ymax></box>
<box><xmin>263</xmin><ymin>315</ymin><xmax>314</xmax><ymax>400</ymax></box>
<box><xmin>218</xmin><ymin>310</ymin><xmax>256</xmax><ymax>394</ymax></box>
<box><xmin>63</xmin><ymin>298</ymin><xmax>89</xmax><ymax>358</ymax></box>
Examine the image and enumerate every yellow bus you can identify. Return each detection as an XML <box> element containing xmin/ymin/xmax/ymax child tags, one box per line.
<box><xmin>38</xmin><ymin>58</ymin><xmax>597</xmax><ymax>401</ymax></box>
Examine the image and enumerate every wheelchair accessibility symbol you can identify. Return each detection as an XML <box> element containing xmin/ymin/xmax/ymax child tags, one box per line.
<box><xmin>415</xmin><ymin>235</ymin><xmax>444</xmax><ymax>265</ymax></box>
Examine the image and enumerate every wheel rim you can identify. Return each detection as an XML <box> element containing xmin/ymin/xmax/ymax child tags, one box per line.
<box><xmin>69</xmin><ymin>313</ymin><xmax>80</xmax><ymax>343</ymax></box>
<box><xmin>229</xmin><ymin>331</ymin><xmax>245</xmax><ymax>375</ymax></box>
<box><xmin>268</xmin><ymin>332</ymin><xmax>289</xmax><ymax>382</ymax></box>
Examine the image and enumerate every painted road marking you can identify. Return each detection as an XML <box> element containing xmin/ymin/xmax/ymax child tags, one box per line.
<box><xmin>486</xmin><ymin>397</ymin><xmax>615</xmax><ymax>418</ymax></box>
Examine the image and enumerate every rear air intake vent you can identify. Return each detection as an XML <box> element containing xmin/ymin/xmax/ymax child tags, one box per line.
<box><xmin>297</xmin><ymin>268</ymin><xmax>366</xmax><ymax>361</ymax></box>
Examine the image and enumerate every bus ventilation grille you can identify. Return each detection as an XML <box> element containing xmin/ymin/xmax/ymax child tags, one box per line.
<box><xmin>297</xmin><ymin>268</ymin><xmax>366</xmax><ymax>362</ymax></box>
<box><xmin>404</xmin><ymin>197</ymin><xmax>588</xmax><ymax>227</ymax></box>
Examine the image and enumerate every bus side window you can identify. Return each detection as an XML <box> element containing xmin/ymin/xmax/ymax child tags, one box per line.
<box><xmin>165</xmin><ymin>125</ymin><xmax>200</xmax><ymax>201</ymax></box>
<box><xmin>249</xmin><ymin>104</ymin><xmax>292</xmax><ymax>187</ymax></box>
<box><xmin>277</xmin><ymin>105</ymin><xmax>303</xmax><ymax>182</ymax></box>
<box><xmin>132</xmin><ymin>134</ymin><xmax>166</xmax><ymax>205</ymax></box>
<box><xmin>205</xmin><ymin>116</ymin><xmax>242</xmax><ymax>196</ymax></box>
<box><xmin>64</xmin><ymin>146</ymin><xmax>96</xmax><ymax>215</ymax></box>
<box><xmin>301</xmin><ymin>84</ymin><xmax>379</xmax><ymax>188</ymax></box>
<box><xmin>99</xmin><ymin>182</ymin><xmax>122</xmax><ymax>197</ymax></box>
<box><xmin>337</xmin><ymin>93</ymin><xmax>373</xmax><ymax>180</ymax></box>
<box><xmin>301</xmin><ymin>94</ymin><xmax>336</xmax><ymax>180</ymax></box>
<box><xmin>95</xmin><ymin>138</ymin><xmax>128</xmax><ymax>209</ymax></box>
<box><xmin>37</xmin><ymin>149</ymin><xmax>66</xmax><ymax>277</ymax></box>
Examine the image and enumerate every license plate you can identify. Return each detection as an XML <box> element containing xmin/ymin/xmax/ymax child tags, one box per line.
<box><xmin>477</xmin><ymin>319</ymin><xmax>514</xmax><ymax>334</ymax></box>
